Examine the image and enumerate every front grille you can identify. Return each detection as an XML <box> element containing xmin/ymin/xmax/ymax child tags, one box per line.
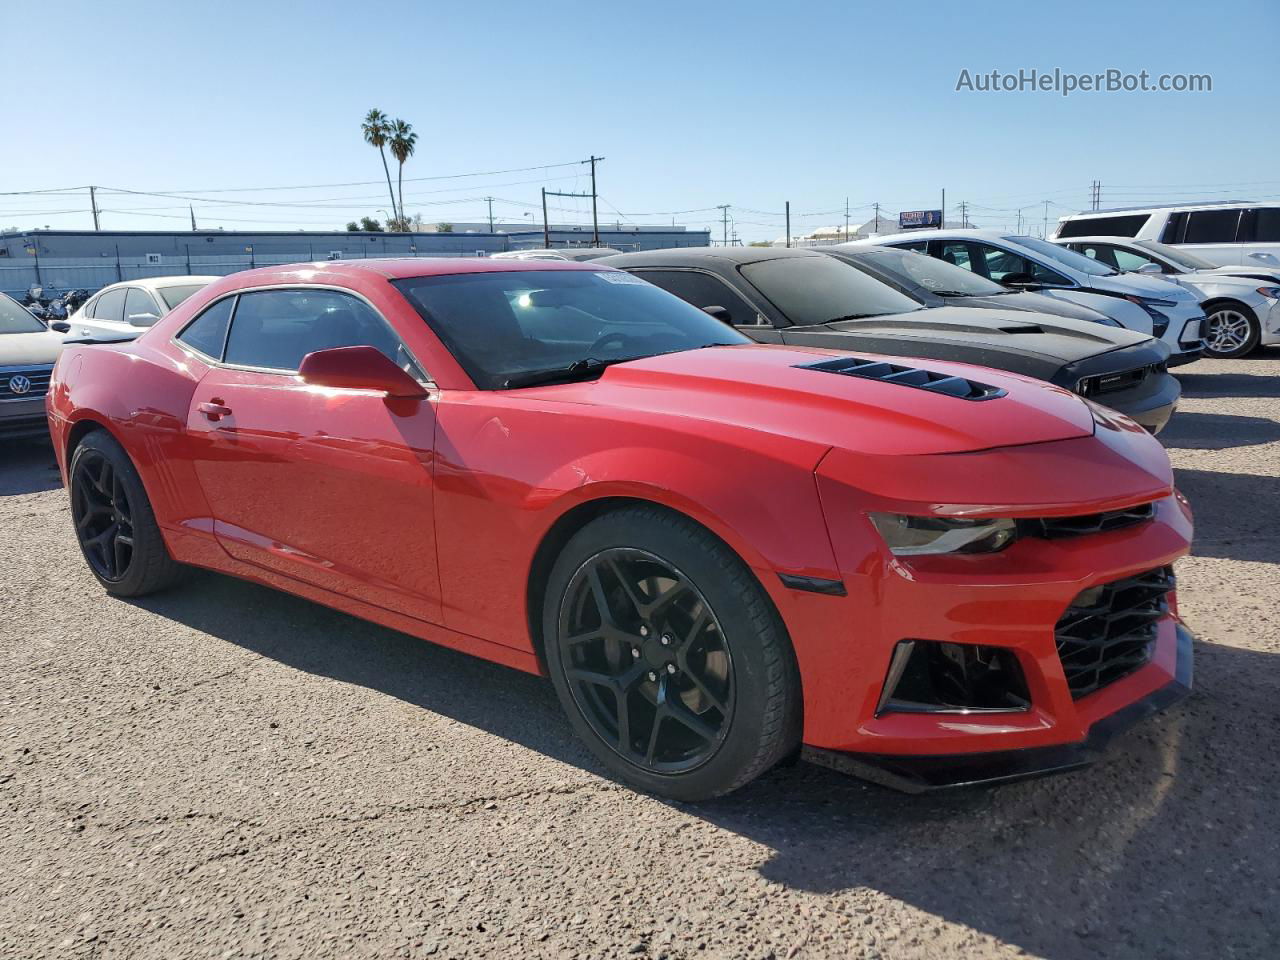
<box><xmin>1076</xmin><ymin>363</ymin><xmax>1161</xmax><ymax>398</ymax></box>
<box><xmin>0</xmin><ymin>367</ymin><xmax>53</xmax><ymax>401</ymax></box>
<box><xmin>1024</xmin><ymin>502</ymin><xmax>1156</xmax><ymax>539</ymax></box>
<box><xmin>1055</xmin><ymin>566</ymin><xmax>1173</xmax><ymax>699</ymax></box>
<box><xmin>798</xmin><ymin>356</ymin><xmax>1007</xmax><ymax>401</ymax></box>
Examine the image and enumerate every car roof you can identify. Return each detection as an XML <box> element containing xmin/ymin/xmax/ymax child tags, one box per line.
<box><xmin>1059</xmin><ymin>201</ymin><xmax>1256</xmax><ymax>216</ymax></box>
<box><xmin>597</xmin><ymin>246</ymin><xmax>825</xmax><ymax>268</ymax></box>
<box><xmin>867</xmin><ymin>228</ymin><xmax>1017</xmax><ymax>244</ymax></box>
<box><xmin>204</xmin><ymin>257</ymin><xmax>614</xmax><ymax>288</ymax></box>
<box><xmin>93</xmin><ymin>276</ymin><xmax>221</xmax><ymax>294</ymax></box>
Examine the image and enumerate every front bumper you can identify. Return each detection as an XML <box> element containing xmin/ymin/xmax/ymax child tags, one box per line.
<box><xmin>0</xmin><ymin>396</ymin><xmax>52</xmax><ymax>440</ymax></box>
<box><xmin>802</xmin><ymin>623</ymin><xmax>1192</xmax><ymax>792</ymax></box>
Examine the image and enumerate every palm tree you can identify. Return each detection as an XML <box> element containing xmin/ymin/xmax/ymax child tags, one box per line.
<box><xmin>361</xmin><ymin>109</ymin><xmax>398</xmax><ymax>223</ymax></box>
<box><xmin>388</xmin><ymin>119</ymin><xmax>418</xmax><ymax>232</ymax></box>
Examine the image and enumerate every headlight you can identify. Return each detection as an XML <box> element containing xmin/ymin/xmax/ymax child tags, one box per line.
<box><xmin>1256</xmin><ymin>286</ymin><xmax>1280</xmax><ymax>300</ymax></box>
<box><xmin>869</xmin><ymin>513</ymin><xmax>1017</xmax><ymax>556</ymax></box>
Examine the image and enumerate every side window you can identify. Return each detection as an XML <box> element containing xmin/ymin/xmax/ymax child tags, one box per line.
<box><xmin>632</xmin><ymin>270</ymin><xmax>766</xmax><ymax>326</ymax></box>
<box><xmin>223</xmin><ymin>288</ymin><xmax>418</xmax><ymax>375</ymax></box>
<box><xmin>976</xmin><ymin>244</ymin><xmax>1069</xmax><ymax>285</ymax></box>
<box><xmin>1161</xmin><ymin>212</ymin><xmax>1188</xmax><ymax>244</ymax></box>
<box><xmin>93</xmin><ymin>288</ymin><xmax>126</xmax><ymax>324</ymax></box>
<box><xmin>124</xmin><ymin>287</ymin><xmax>162</xmax><ymax>326</ymax></box>
<box><xmin>1184</xmin><ymin>210</ymin><xmax>1241</xmax><ymax>244</ymax></box>
<box><xmin>935</xmin><ymin>241</ymin><xmax>974</xmax><ymax>271</ymax></box>
<box><xmin>176</xmin><ymin>297</ymin><xmax>235</xmax><ymax>359</ymax></box>
<box><xmin>1075</xmin><ymin>244</ymin><xmax>1121</xmax><ymax>269</ymax></box>
<box><xmin>1110</xmin><ymin>247</ymin><xmax>1159</xmax><ymax>272</ymax></box>
<box><xmin>893</xmin><ymin>240</ymin><xmax>929</xmax><ymax>253</ymax></box>
<box><xmin>1247</xmin><ymin>207</ymin><xmax>1280</xmax><ymax>243</ymax></box>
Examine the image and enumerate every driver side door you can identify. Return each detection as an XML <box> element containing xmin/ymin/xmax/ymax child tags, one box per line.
<box><xmin>179</xmin><ymin>286</ymin><xmax>443</xmax><ymax>623</ymax></box>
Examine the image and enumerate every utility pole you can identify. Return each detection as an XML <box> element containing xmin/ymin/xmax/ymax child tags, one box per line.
<box><xmin>89</xmin><ymin>186</ymin><xmax>100</xmax><ymax>231</ymax></box>
<box><xmin>1042</xmin><ymin>200</ymin><xmax>1050</xmax><ymax>238</ymax></box>
<box><xmin>485</xmin><ymin>197</ymin><xmax>495</xmax><ymax>232</ymax></box>
<box><xmin>584</xmin><ymin>156</ymin><xmax>603</xmax><ymax>245</ymax></box>
<box><xmin>873</xmin><ymin>202</ymin><xmax>881</xmax><ymax>233</ymax></box>
<box><xmin>189</xmin><ymin>205</ymin><xmax>197</xmax><ymax>231</ymax></box>
<box><xmin>542</xmin><ymin>188</ymin><xmax>550</xmax><ymax>249</ymax></box>
<box><xmin>844</xmin><ymin>197</ymin><xmax>850</xmax><ymax>243</ymax></box>
<box><xmin>959</xmin><ymin>200</ymin><xmax>968</xmax><ymax>228</ymax></box>
<box><xmin>1090</xmin><ymin>180</ymin><xmax>1101</xmax><ymax>211</ymax></box>
<box><xmin>785</xmin><ymin>201</ymin><xmax>791</xmax><ymax>248</ymax></box>
<box><xmin>716</xmin><ymin>205</ymin><xmax>730</xmax><ymax>246</ymax></box>
<box><xmin>940</xmin><ymin>189</ymin><xmax>945</xmax><ymax>229</ymax></box>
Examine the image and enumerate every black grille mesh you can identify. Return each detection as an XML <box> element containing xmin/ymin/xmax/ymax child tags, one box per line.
<box><xmin>1055</xmin><ymin>566</ymin><xmax>1174</xmax><ymax>699</ymax></box>
<box><xmin>798</xmin><ymin>356</ymin><xmax>1007</xmax><ymax>401</ymax></box>
<box><xmin>1025</xmin><ymin>502</ymin><xmax>1156</xmax><ymax>539</ymax></box>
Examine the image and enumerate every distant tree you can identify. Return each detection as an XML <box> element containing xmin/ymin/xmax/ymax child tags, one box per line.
<box><xmin>345</xmin><ymin>221</ymin><xmax>360</xmax><ymax>232</ymax></box>
<box><xmin>749</xmin><ymin>240</ymin><xmax>772</xmax><ymax>247</ymax></box>
<box><xmin>361</xmin><ymin>109</ymin><xmax>399</xmax><ymax>222</ymax></box>
<box><xmin>388</xmin><ymin>119</ymin><xmax>418</xmax><ymax>231</ymax></box>
<box><xmin>359</xmin><ymin>216</ymin><xmax>384</xmax><ymax>232</ymax></box>
<box><xmin>436</xmin><ymin>222</ymin><xmax>454</xmax><ymax>233</ymax></box>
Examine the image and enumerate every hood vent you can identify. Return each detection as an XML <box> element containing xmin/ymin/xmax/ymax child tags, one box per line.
<box><xmin>798</xmin><ymin>356</ymin><xmax>1007</xmax><ymax>401</ymax></box>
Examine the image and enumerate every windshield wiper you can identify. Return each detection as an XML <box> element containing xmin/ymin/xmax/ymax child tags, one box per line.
<box><xmin>822</xmin><ymin>312</ymin><xmax>908</xmax><ymax>323</ymax></box>
<box><xmin>503</xmin><ymin>357</ymin><xmax>621</xmax><ymax>389</ymax></box>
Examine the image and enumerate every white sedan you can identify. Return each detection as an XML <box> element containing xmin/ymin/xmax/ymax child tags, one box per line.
<box><xmin>1054</xmin><ymin>236</ymin><xmax>1280</xmax><ymax>358</ymax></box>
<box><xmin>59</xmin><ymin>276</ymin><xmax>219</xmax><ymax>341</ymax></box>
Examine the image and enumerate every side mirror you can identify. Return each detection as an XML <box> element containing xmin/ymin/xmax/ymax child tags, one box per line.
<box><xmin>127</xmin><ymin>312</ymin><xmax>161</xmax><ymax>327</ymax></box>
<box><xmin>50</xmin><ymin>320</ymin><xmax>71</xmax><ymax>333</ymax></box>
<box><xmin>298</xmin><ymin>345</ymin><xmax>427</xmax><ymax>398</ymax></box>
<box><xmin>998</xmin><ymin>272</ymin><xmax>1038</xmax><ymax>289</ymax></box>
<box><xmin>1136</xmin><ymin>262</ymin><xmax>1163</xmax><ymax>274</ymax></box>
<box><xmin>701</xmin><ymin>305</ymin><xmax>733</xmax><ymax>325</ymax></box>
<box><xmin>1248</xmin><ymin>251</ymin><xmax>1279</xmax><ymax>264</ymax></box>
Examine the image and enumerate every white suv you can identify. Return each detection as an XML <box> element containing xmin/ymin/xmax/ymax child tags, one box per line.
<box><xmin>860</xmin><ymin>229</ymin><xmax>1205</xmax><ymax>365</ymax></box>
<box><xmin>1053</xmin><ymin>202</ymin><xmax>1280</xmax><ymax>268</ymax></box>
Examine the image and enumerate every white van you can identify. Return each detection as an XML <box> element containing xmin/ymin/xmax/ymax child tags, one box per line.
<box><xmin>1053</xmin><ymin>202</ymin><xmax>1280</xmax><ymax>268</ymax></box>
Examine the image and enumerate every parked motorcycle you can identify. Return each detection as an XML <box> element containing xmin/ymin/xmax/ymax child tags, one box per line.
<box><xmin>22</xmin><ymin>285</ymin><xmax>49</xmax><ymax>322</ymax></box>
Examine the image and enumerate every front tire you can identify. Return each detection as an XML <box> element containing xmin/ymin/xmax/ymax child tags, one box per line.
<box><xmin>69</xmin><ymin>430</ymin><xmax>184</xmax><ymax>596</ymax></box>
<box><xmin>543</xmin><ymin>506</ymin><xmax>801</xmax><ymax>801</ymax></box>
<box><xmin>1203</xmin><ymin>302</ymin><xmax>1260</xmax><ymax>358</ymax></box>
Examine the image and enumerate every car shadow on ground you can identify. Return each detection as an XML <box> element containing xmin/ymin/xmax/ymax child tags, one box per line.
<box><xmin>1177</xmin><ymin>367</ymin><xmax>1280</xmax><ymax>400</ymax></box>
<box><xmin>131</xmin><ymin>571</ymin><xmax>1279</xmax><ymax>960</ymax></box>
<box><xmin>0</xmin><ymin>438</ymin><xmax>61</xmax><ymax>496</ymax></box>
<box><xmin>1160</xmin><ymin>411</ymin><xmax>1280</xmax><ymax>450</ymax></box>
<box><xmin>1174</xmin><ymin>468</ymin><xmax>1279</xmax><ymax>564</ymax></box>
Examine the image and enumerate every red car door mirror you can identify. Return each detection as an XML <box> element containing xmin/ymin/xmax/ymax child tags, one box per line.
<box><xmin>298</xmin><ymin>346</ymin><xmax>428</xmax><ymax>398</ymax></box>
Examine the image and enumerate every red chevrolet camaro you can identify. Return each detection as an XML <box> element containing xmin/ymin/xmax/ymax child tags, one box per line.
<box><xmin>46</xmin><ymin>258</ymin><xmax>1194</xmax><ymax>800</ymax></box>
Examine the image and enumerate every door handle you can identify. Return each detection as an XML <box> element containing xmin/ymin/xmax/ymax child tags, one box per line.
<box><xmin>198</xmin><ymin>400</ymin><xmax>233</xmax><ymax>421</ymax></box>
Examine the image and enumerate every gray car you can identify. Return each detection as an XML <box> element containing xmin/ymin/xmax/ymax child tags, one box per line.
<box><xmin>1</xmin><ymin>292</ymin><xmax>64</xmax><ymax>440</ymax></box>
<box><xmin>598</xmin><ymin>246</ymin><xmax>1181</xmax><ymax>434</ymax></box>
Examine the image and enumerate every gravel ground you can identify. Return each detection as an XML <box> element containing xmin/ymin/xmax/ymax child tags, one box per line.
<box><xmin>2</xmin><ymin>355</ymin><xmax>1278</xmax><ymax>960</ymax></box>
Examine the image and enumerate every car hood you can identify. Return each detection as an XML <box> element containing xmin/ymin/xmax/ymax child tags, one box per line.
<box><xmin>943</xmin><ymin>290</ymin><xmax>1112</xmax><ymax>324</ymax></box>
<box><xmin>1082</xmin><ymin>271</ymin><xmax>1198</xmax><ymax>301</ymax></box>
<box><xmin>815</xmin><ymin>305</ymin><xmax>1147</xmax><ymax>365</ymax></box>
<box><xmin>0</xmin><ymin>329</ymin><xmax>65</xmax><ymax>365</ymax></box>
<box><xmin>538</xmin><ymin>344</ymin><xmax>1096</xmax><ymax>457</ymax></box>
<box><xmin>1170</xmin><ymin>272</ymin><xmax>1266</xmax><ymax>294</ymax></box>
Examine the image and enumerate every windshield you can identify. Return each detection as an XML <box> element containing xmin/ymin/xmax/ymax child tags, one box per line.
<box><xmin>0</xmin><ymin>293</ymin><xmax>46</xmax><ymax>334</ymax></box>
<box><xmin>393</xmin><ymin>269</ymin><xmax>749</xmax><ymax>389</ymax></box>
<box><xmin>739</xmin><ymin>256</ymin><xmax>923</xmax><ymax>326</ymax></box>
<box><xmin>157</xmin><ymin>283</ymin><xmax>209</xmax><ymax>310</ymax></box>
<box><xmin>1006</xmin><ymin>235</ymin><xmax>1117</xmax><ymax>276</ymax></box>
<box><xmin>843</xmin><ymin>248</ymin><xmax>1006</xmax><ymax>297</ymax></box>
<box><xmin>1133</xmin><ymin>239</ymin><xmax>1218</xmax><ymax>270</ymax></box>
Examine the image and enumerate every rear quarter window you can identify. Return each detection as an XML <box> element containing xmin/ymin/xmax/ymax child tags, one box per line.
<box><xmin>1056</xmin><ymin>214</ymin><xmax>1151</xmax><ymax>239</ymax></box>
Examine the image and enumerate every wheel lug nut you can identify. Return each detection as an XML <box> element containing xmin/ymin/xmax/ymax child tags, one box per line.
<box><xmin>647</xmin><ymin>671</ymin><xmax>657</xmax><ymax>682</ymax></box>
<box><xmin>631</xmin><ymin>647</ymin><xmax>641</xmax><ymax>659</ymax></box>
<box><xmin>639</xmin><ymin>626</ymin><xmax>649</xmax><ymax>637</ymax></box>
<box><xmin>660</xmin><ymin>634</ymin><xmax>672</xmax><ymax>646</ymax></box>
<box><xmin>666</xmin><ymin>664</ymin><xmax>676</xmax><ymax>675</ymax></box>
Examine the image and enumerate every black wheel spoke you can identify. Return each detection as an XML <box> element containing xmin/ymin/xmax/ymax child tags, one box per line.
<box><xmin>72</xmin><ymin>450</ymin><xmax>135</xmax><ymax>583</ymax></box>
<box><xmin>559</xmin><ymin>547</ymin><xmax>733</xmax><ymax>773</ymax></box>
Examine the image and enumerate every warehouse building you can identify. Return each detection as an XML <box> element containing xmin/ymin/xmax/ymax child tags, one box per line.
<box><xmin>0</xmin><ymin>225</ymin><xmax>710</xmax><ymax>298</ymax></box>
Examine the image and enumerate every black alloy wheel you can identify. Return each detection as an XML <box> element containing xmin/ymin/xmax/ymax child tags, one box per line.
<box><xmin>72</xmin><ymin>448</ymin><xmax>135</xmax><ymax>582</ymax></box>
<box><xmin>544</xmin><ymin>506</ymin><xmax>801</xmax><ymax>801</ymax></box>
<box><xmin>558</xmin><ymin>547</ymin><xmax>734</xmax><ymax>773</ymax></box>
<box><xmin>69</xmin><ymin>430</ymin><xmax>184</xmax><ymax>596</ymax></box>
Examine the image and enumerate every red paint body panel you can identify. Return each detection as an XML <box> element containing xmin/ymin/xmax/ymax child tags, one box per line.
<box><xmin>46</xmin><ymin>259</ymin><xmax>1194</xmax><ymax>765</ymax></box>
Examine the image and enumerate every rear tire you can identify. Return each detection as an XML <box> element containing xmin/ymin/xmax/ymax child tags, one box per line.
<box><xmin>543</xmin><ymin>506</ymin><xmax>801</xmax><ymax>801</ymax></box>
<box><xmin>1202</xmin><ymin>301</ymin><xmax>1260</xmax><ymax>359</ymax></box>
<box><xmin>69</xmin><ymin>430</ymin><xmax>184</xmax><ymax>596</ymax></box>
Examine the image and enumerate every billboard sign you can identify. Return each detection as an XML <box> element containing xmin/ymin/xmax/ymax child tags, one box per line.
<box><xmin>899</xmin><ymin>209</ymin><xmax>943</xmax><ymax>229</ymax></box>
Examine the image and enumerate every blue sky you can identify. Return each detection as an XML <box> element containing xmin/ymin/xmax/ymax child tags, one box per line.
<box><xmin>3</xmin><ymin>0</ymin><xmax>1277</xmax><ymax>242</ymax></box>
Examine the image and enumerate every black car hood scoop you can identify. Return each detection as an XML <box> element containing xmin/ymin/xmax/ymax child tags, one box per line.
<box><xmin>796</xmin><ymin>355</ymin><xmax>1007</xmax><ymax>401</ymax></box>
